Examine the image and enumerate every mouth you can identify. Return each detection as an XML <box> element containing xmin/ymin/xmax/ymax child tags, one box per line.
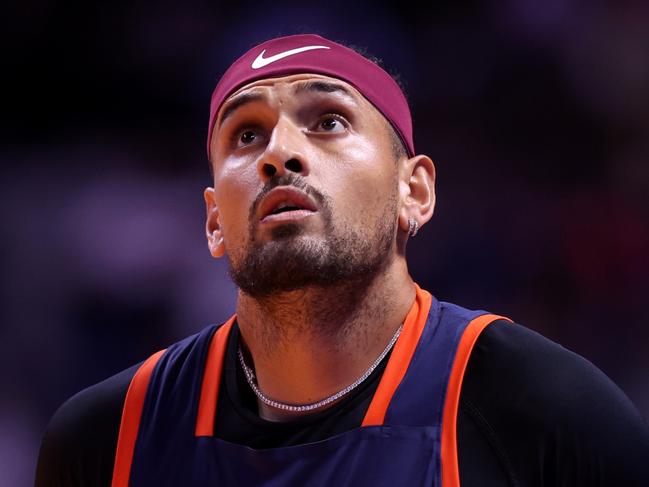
<box><xmin>258</xmin><ymin>187</ymin><xmax>318</xmax><ymax>224</ymax></box>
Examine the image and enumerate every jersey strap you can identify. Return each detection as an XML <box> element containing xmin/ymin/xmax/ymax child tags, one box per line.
<box><xmin>195</xmin><ymin>316</ymin><xmax>236</xmax><ymax>436</ymax></box>
<box><xmin>111</xmin><ymin>317</ymin><xmax>235</xmax><ymax>485</ymax></box>
<box><xmin>111</xmin><ymin>349</ymin><xmax>166</xmax><ymax>487</ymax></box>
<box><xmin>362</xmin><ymin>283</ymin><xmax>431</xmax><ymax>426</ymax></box>
<box><xmin>440</xmin><ymin>313</ymin><xmax>512</xmax><ymax>487</ymax></box>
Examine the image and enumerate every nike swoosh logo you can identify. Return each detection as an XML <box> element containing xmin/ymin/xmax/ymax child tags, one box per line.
<box><xmin>251</xmin><ymin>45</ymin><xmax>331</xmax><ymax>69</ymax></box>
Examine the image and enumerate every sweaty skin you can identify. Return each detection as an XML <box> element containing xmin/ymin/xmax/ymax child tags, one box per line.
<box><xmin>203</xmin><ymin>73</ymin><xmax>436</xmax><ymax>421</ymax></box>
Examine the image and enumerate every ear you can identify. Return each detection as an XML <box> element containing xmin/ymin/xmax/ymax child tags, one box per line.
<box><xmin>398</xmin><ymin>154</ymin><xmax>436</xmax><ymax>235</ymax></box>
<box><xmin>204</xmin><ymin>187</ymin><xmax>225</xmax><ymax>258</ymax></box>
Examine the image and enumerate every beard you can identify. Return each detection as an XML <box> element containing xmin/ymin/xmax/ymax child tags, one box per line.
<box><xmin>227</xmin><ymin>174</ymin><xmax>398</xmax><ymax>299</ymax></box>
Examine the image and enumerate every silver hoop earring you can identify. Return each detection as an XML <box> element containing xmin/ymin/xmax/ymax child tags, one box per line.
<box><xmin>407</xmin><ymin>218</ymin><xmax>419</xmax><ymax>237</ymax></box>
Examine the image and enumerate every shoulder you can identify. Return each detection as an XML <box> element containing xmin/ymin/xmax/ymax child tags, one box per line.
<box><xmin>459</xmin><ymin>319</ymin><xmax>649</xmax><ymax>485</ymax></box>
<box><xmin>463</xmin><ymin>320</ymin><xmax>645</xmax><ymax>427</ymax></box>
<box><xmin>35</xmin><ymin>363</ymin><xmax>140</xmax><ymax>487</ymax></box>
<box><xmin>34</xmin><ymin>323</ymin><xmax>227</xmax><ymax>486</ymax></box>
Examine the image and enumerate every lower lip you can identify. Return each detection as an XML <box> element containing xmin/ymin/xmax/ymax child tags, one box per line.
<box><xmin>261</xmin><ymin>209</ymin><xmax>316</xmax><ymax>223</ymax></box>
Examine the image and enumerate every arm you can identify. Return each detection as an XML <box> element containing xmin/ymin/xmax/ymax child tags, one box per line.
<box><xmin>34</xmin><ymin>364</ymin><xmax>138</xmax><ymax>487</ymax></box>
<box><xmin>458</xmin><ymin>320</ymin><xmax>649</xmax><ymax>486</ymax></box>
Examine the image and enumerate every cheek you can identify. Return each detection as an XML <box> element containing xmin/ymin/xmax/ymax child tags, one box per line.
<box><xmin>214</xmin><ymin>163</ymin><xmax>259</xmax><ymax>238</ymax></box>
<box><xmin>321</xmin><ymin>140</ymin><xmax>397</xmax><ymax>218</ymax></box>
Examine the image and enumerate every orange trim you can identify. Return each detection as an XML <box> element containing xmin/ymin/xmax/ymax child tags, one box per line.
<box><xmin>440</xmin><ymin>313</ymin><xmax>512</xmax><ymax>487</ymax></box>
<box><xmin>362</xmin><ymin>284</ymin><xmax>432</xmax><ymax>426</ymax></box>
<box><xmin>195</xmin><ymin>317</ymin><xmax>236</xmax><ymax>436</ymax></box>
<box><xmin>111</xmin><ymin>349</ymin><xmax>166</xmax><ymax>487</ymax></box>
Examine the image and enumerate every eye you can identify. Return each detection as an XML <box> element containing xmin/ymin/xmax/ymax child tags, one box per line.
<box><xmin>239</xmin><ymin>130</ymin><xmax>257</xmax><ymax>145</ymax></box>
<box><xmin>232</xmin><ymin>128</ymin><xmax>263</xmax><ymax>149</ymax></box>
<box><xmin>315</xmin><ymin>114</ymin><xmax>347</xmax><ymax>133</ymax></box>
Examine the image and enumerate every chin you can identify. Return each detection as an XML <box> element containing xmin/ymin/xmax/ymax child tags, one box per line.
<box><xmin>269</xmin><ymin>223</ymin><xmax>303</xmax><ymax>240</ymax></box>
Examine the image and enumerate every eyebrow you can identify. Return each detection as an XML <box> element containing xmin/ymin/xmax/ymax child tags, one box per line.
<box><xmin>218</xmin><ymin>92</ymin><xmax>266</xmax><ymax>129</ymax></box>
<box><xmin>217</xmin><ymin>80</ymin><xmax>358</xmax><ymax>130</ymax></box>
<box><xmin>293</xmin><ymin>80</ymin><xmax>357</xmax><ymax>102</ymax></box>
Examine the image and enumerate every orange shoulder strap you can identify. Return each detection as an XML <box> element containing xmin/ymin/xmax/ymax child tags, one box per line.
<box><xmin>440</xmin><ymin>313</ymin><xmax>512</xmax><ymax>487</ymax></box>
<box><xmin>111</xmin><ymin>349</ymin><xmax>166</xmax><ymax>487</ymax></box>
<box><xmin>195</xmin><ymin>317</ymin><xmax>235</xmax><ymax>436</ymax></box>
<box><xmin>362</xmin><ymin>285</ymin><xmax>432</xmax><ymax>426</ymax></box>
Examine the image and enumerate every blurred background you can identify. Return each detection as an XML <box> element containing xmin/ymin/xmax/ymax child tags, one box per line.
<box><xmin>2</xmin><ymin>1</ymin><xmax>648</xmax><ymax>485</ymax></box>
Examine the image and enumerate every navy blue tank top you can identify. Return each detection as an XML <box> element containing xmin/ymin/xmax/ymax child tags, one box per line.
<box><xmin>111</xmin><ymin>285</ymin><xmax>509</xmax><ymax>487</ymax></box>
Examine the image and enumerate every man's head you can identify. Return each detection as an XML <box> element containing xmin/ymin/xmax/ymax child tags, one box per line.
<box><xmin>203</xmin><ymin>35</ymin><xmax>435</xmax><ymax>298</ymax></box>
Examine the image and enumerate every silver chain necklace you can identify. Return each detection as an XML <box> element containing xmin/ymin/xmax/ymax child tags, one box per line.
<box><xmin>237</xmin><ymin>324</ymin><xmax>403</xmax><ymax>413</ymax></box>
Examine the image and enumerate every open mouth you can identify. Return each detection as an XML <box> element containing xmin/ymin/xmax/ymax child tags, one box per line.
<box><xmin>270</xmin><ymin>203</ymin><xmax>305</xmax><ymax>215</ymax></box>
<box><xmin>259</xmin><ymin>188</ymin><xmax>318</xmax><ymax>223</ymax></box>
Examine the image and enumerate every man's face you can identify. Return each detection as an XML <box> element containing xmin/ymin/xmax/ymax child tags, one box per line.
<box><xmin>206</xmin><ymin>73</ymin><xmax>403</xmax><ymax>297</ymax></box>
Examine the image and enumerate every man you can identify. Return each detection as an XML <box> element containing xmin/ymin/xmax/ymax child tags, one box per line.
<box><xmin>36</xmin><ymin>33</ymin><xmax>649</xmax><ymax>486</ymax></box>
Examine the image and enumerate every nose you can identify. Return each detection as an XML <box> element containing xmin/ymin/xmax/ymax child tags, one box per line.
<box><xmin>257</xmin><ymin>116</ymin><xmax>309</xmax><ymax>181</ymax></box>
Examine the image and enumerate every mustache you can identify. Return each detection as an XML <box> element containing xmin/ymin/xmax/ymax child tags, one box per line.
<box><xmin>248</xmin><ymin>173</ymin><xmax>328</xmax><ymax>222</ymax></box>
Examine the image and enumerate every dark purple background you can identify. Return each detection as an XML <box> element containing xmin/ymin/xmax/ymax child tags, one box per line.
<box><xmin>2</xmin><ymin>1</ymin><xmax>649</xmax><ymax>485</ymax></box>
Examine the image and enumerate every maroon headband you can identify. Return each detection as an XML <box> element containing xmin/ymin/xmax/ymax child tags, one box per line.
<box><xmin>207</xmin><ymin>34</ymin><xmax>414</xmax><ymax>158</ymax></box>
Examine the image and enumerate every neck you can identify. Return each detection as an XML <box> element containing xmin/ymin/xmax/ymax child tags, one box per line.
<box><xmin>235</xmin><ymin>258</ymin><xmax>415</xmax><ymax>421</ymax></box>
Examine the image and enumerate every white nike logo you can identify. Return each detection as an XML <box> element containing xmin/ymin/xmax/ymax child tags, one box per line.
<box><xmin>251</xmin><ymin>45</ymin><xmax>330</xmax><ymax>69</ymax></box>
